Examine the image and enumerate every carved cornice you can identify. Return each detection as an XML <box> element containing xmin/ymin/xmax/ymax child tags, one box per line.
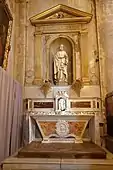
<box><xmin>31</xmin><ymin>17</ymin><xmax>92</xmax><ymax>25</ymax></box>
<box><xmin>30</xmin><ymin>4</ymin><xmax>92</xmax><ymax>25</ymax></box>
<box><xmin>29</xmin><ymin>111</ymin><xmax>95</xmax><ymax>116</ymax></box>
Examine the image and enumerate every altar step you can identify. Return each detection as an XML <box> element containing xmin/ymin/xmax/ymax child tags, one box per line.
<box><xmin>18</xmin><ymin>141</ymin><xmax>106</xmax><ymax>159</ymax></box>
<box><xmin>2</xmin><ymin>141</ymin><xmax>113</xmax><ymax>170</ymax></box>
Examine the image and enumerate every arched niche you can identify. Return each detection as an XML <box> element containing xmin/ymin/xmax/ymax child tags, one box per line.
<box><xmin>30</xmin><ymin>4</ymin><xmax>92</xmax><ymax>85</ymax></box>
<box><xmin>49</xmin><ymin>37</ymin><xmax>74</xmax><ymax>85</ymax></box>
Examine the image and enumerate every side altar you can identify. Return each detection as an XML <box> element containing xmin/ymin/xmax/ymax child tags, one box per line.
<box><xmin>24</xmin><ymin>4</ymin><xmax>104</xmax><ymax>146</ymax></box>
<box><xmin>25</xmin><ymin>88</ymin><xmax>102</xmax><ymax>144</ymax></box>
<box><xmin>2</xmin><ymin>4</ymin><xmax>110</xmax><ymax>170</ymax></box>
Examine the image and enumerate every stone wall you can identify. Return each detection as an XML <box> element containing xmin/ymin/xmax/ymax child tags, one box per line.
<box><xmin>12</xmin><ymin>1</ymin><xmax>26</xmax><ymax>85</ymax></box>
<box><xmin>4</xmin><ymin>0</ymin><xmax>26</xmax><ymax>85</ymax></box>
<box><xmin>95</xmin><ymin>0</ymin><xmax>113</xmax><ymax>94</ymax></box>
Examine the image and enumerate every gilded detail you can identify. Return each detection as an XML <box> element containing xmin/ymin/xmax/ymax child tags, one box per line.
<box><xmin>3</xmin><ymin>21</ymin><xmax>12</xmax><ymax>70</ymax></box>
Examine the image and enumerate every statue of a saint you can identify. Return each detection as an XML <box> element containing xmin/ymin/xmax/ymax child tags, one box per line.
<box><xmin>54</xmin><ymin>44</ymin><xmax>68</xmax><ymax>84</ymax></box>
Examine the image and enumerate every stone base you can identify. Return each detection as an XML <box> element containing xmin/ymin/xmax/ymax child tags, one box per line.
<box><xmin>2</xmin><ymin>142</ymin><xmax>113</xmax><ymax>170</ymax></box>
<box><xmin>2</xmin><ymin>158</ymin><xmax>113</xmax><ymax>170</ymax></box>
<box><xmin>17</xmin><ymin>141</ymin><xmax>106</xmax><ymax>159</ymax></box>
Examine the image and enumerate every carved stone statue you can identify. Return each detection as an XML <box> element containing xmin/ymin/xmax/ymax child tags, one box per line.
<box><xmin>54</xmin><ymin>44</ymin><xmax>68</xmax><ymax>84</ymax></box>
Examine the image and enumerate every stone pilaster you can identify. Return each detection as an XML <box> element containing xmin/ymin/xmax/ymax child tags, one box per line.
<box><xmin>80</xmin><ymin>31</ymin><xmax>89</xmax><ymax>83</ymax></box>
<box><xmin>94</xmin><ymin>0</ymin><xmax>109</xmax><ymax>100</ymax></box>
<box><xmin>33</xmin><ymin>33</ymin><xmax>43</xmax><ymax>85</ymax></box>
<box><xmin>13</xmin><ymin>0</ymin><xmax>26</xmax><ymax>85</ymax></box>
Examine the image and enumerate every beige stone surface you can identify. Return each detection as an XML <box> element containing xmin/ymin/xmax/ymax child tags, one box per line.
<box><xmin>2</xmin><ymin>156</ymin><xmax>113</xmax><ymax>170</ymax></box>
<box><xmin>61</xmin><ymin>159</ymin><xmax>113</xmax><ymax>170</ymax></box>
<box><xmin>24</xmin><ymin>85</ymin><xmax>100</xmax><ymax>99</ymax></box>
<box><xmin>95</xmin><ymin>0</ymin><xmax>113</xmax><ymax>96</ymax></box>
<box><xmin>2</xmin><ymin>158</ymin><xmax>60</xmax><ymax>170</ymax></box>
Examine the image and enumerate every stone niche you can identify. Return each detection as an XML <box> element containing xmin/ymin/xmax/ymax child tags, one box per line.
<box><xmin>30</xmin><ymin>4</ymin><xmax>92</xmax><ymax>86</ymax></box>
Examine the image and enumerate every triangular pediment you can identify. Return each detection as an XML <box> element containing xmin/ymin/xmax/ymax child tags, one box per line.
<box><xmin>30</xmin><ymin>4</ymin><xmax>92</xmax><ymax>25</ymax></box>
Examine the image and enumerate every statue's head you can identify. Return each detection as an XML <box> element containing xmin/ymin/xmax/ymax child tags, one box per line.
<box><xmin>60</xmin><ymin>44</ymin><xmax>64</xmax><ymax>51</ymax></box>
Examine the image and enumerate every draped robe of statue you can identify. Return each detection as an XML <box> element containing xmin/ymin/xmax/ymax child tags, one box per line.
<box><xmin>54</xmin><ymin>44</ymin><xmax>68</xmax><ymax>84</ymax></box>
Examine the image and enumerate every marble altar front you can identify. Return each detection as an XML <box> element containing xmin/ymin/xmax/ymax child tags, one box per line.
<box><xmin>24</xmin><ymin>88</ymin><xmax>102</xmax><ymax>145</ymax></box>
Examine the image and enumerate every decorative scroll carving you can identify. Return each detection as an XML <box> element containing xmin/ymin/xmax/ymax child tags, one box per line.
<box><xmin>40</xmin><ymin>80</ymin><xmax>52</xmax><ymax>97</ymax></box>
<box><xmin>71</xmin><ymin>80</ymin><xmax>83</xmax><ymax>97</ymax></box>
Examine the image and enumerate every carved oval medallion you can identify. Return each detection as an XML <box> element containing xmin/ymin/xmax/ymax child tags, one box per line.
<box><xmin>56</xmin><ymin>120</ymin><xmax>69</xmax><ymax>137</ymax></box>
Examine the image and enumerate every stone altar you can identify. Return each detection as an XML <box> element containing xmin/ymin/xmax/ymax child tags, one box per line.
<box><xmin>24</xmin><ymin>88</ymin><xmax>102</xmax><ymax>144</ymax></box>
<box><xmin>23</xmin><ymin>4</ymin><xmax>103</xmax><ymax>146</ymax></box>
